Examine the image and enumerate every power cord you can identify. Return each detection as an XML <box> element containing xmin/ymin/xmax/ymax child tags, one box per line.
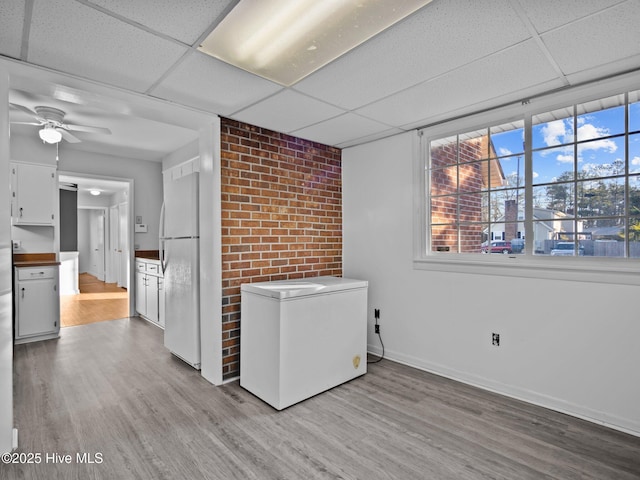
<box><xmin>368</xmin><ymin>308</ymin><xmax>385</xmax><ymax>364</ymax></box>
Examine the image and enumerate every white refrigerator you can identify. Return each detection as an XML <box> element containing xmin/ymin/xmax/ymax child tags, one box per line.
<box><xmin>160</xmin><ymin>171</ymin><xmax>200</xmax><ymax>369</ymax></box>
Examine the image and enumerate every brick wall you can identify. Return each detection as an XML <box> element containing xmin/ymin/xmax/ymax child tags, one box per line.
<box><xmin>220</xmin><ymin>118</ymin><xmax>342</xmax><ymax>380</ymax></box>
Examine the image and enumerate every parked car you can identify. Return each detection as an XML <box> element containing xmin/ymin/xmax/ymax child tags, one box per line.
<box><xmin>481</xmin><ymin>241</ymin><xmax>512</xmax><ymax>254</ymax></box>
<box><xmin>550</xmin><ymin>242</ymin><xmax>585</xmax><ymax>256</ymax></box>
<box><xmin>510</xmin><ymin>239</ymin><xmax>525</xmax><ymax>253</ymax></box>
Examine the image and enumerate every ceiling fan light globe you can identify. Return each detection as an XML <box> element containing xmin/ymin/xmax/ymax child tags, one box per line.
<box><xmin>39</xmin><ymin>127</ymin><xmax>62</xmax><ymax>144</ymax></box>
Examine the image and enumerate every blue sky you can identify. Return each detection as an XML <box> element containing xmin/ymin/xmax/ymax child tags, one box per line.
<box><xmin>489</xmin><ymin>101</ymin><xmax>640</xmax><ymax>187</ymax></box>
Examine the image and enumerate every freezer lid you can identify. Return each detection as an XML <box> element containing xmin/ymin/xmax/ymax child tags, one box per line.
<box><xmin>241</xmin><ymin>276</ymin><xmax>368</xmax><ymax>299</ymax></box>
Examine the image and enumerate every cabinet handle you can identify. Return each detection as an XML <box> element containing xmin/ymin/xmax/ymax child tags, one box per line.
<box><xmin>19</xmin><ymin>207</ymin><xmax>23</xmax><ymax>218</ymax></box>
<box><xmin>21</xmin><ymin>287</ymin><xmax>25</xmax><ymax>299</ymax></box>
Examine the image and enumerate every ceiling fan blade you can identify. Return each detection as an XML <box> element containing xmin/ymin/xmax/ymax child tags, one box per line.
<box><xmin>10</xmin><ymin>121</ymin><xmax>42</xmax><ymax>126</ymax></box>
<box><xmin>64</xmin><ymin>124</ymin><xmax>111</xmax><ymax>135</ymax></box>
<box><xmin>9</xmin><ymin>103</ymin><xmax>45</xmax><ymax>122</ymax></box>
<box><xmin>58</xmin><ymin>129</ymin><xmax>81</xmax><ymax>143</ymax></box>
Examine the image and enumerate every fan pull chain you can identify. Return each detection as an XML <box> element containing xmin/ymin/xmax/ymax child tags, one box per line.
<box><xmin>56</xmin><ymin>141</ymin><xmax>59</xmax><ymax>162</ymax></box>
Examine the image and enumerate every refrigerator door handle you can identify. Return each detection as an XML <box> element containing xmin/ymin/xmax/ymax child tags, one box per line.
<box><xmin>159</xmin><ymin>201</ymin><xmax>166</xmax><ymax>274</ymax></box>
<box><xmin>159</xmin><ymin>201</ymin><xmax>166</xmax><ymax>239</ymax></box>
<box><xmin>160</xmin><ymin>239</ymin><xmax>166</xmax><ymax>275</ymax></box>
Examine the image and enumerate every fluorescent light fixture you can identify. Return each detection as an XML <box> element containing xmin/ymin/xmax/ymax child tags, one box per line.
<box><xmin>199</xmin><ymin>0</ymin><xmax>433</xmax><ymax>86</ymax></box>
<box><xmin>39</xmin><ymin>126</ymin><xmax>62</xmax><ymax>144</ymax></box>
<box><xmin>89</xmin><ymin>189</ymin><xmax>101</xmax><ymax>196</ymax></box>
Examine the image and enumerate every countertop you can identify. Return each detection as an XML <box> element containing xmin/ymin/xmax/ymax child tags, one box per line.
<box><xmin>13</xmin><ymin>253</ymin><xmax>60</xmax><ymax>268</ymax></box>
<box><xmin>135</xmin><ymin>250</ymin><xmax>160</xmax><ymax>260</ymax></box>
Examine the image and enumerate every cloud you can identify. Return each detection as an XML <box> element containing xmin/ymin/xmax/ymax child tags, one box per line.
<box><xmin>632</xmin><ymin>156</ymin><xmax>640</xmax><ymax>166</ymax></box>
<box><xmin>541</xmin><ymin>120</ymin><xmax>617</xmax><ymax>156</ymax></box>
<box><xmin>556</xmin><ymin>154</ymin><xmax>573</xmax><ymax>163</ymax></box>
<box><xmin>532</xmin><ymin>171</ymin><xmax>539</xmax><ymax>178</ymax></box>
<box><xmin>576</xmin><ymin>123</ymin><xmax>617</xmax><ymax>153</ymax></box>
<box><xmin>499</xmin><ymin>147</ymin><xmax>512</xmax><ymax>156</ymax></box>
<box><xmin>541</xmin><ymin>119</ymin><xmax>570</xmax><ymax>146</ymax></box>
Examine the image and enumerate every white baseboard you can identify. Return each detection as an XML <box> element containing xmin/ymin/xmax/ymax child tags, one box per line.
<box><xmin>368</xmin><ymin>344</ymin><xmax>640</xmax><ymax>438</ymax></box>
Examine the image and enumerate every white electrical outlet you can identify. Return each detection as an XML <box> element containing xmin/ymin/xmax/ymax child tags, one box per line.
<box><xmin>12</xmin><ymin>240</ymin><xmax>21</xmax><ymax>250</ymax></box>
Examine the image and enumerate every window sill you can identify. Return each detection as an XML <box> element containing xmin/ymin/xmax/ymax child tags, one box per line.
<box><xmin>413</xmin><ymin>254</ymin><xmax>640</xmax><ymax>286</ymax></box>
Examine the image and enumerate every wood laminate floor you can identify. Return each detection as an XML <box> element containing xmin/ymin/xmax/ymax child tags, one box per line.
<box><xmin>5</xmin><ymin>318</ymin><xmax>640</xmax><ymax>480</ymax></box>
<box><xmin>60</xmin><ymin>273</ymin><xmax>128</xmax><ymax>327</ymax></box>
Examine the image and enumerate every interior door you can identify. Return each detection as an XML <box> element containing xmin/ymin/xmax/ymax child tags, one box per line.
<box><xmin>89</xmin><ymin>210</ymin><xmax>105</xmax><ymax>281</ymax></box>
<box><xmin>108</xmin><ymin>205</ymin><xmax>119</xmax><ymax>284</ymax></box>
<box><xmin>118</xmin><ymin>202</ymin><xmax>128</xmax><ymax>289</ymax></box>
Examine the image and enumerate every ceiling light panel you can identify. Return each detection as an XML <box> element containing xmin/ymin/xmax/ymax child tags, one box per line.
<box><xmin>198</xmin><ymin>0</ymin><xmax>433</xmax><ymax>86</ymax></box>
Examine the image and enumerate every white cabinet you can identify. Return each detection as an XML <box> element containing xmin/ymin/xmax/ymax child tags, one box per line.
<box><xmin>14</xmin><ymin>266</ymin><xmax>60</xmax><ymax>344</ymax></box>
<box><xmin>135</xmin><ymin>259</ymin><xmax>164</xmax><ymax>328</ymax></box>
<box><xmin>11</xmin><ymin>163</ymin><xmax>57</xmax><ymax>226</ymax></box>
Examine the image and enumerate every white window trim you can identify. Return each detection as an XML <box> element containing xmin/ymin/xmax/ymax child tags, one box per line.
<box><xmin>413</xmin><ymin>70</ymin><xmax>640</xmax><ymax>286</ymax></box>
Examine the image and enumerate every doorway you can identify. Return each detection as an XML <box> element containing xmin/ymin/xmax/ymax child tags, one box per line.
<box><xmin>58</xmin><ymin>173</ymin><xmax>132</xmax><ymax>327</ymax></box>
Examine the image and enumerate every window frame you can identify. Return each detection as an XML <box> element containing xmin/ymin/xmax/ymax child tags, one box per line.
<box><xmin>413</xmin><ymin>71</ymin><xmax>640</xmax><ymax>286</ymax></box>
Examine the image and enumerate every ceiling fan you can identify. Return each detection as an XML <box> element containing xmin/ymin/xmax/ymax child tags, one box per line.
<box><xmin>9</xmin><ymin>103</ymin><xmax>112</xmax><ymax>144</ymax></box>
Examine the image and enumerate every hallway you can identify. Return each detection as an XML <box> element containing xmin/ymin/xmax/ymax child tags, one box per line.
<box><xmin>60</xmin><ymin>273</ymin><xmax>128</xmax><ymax>327</ymax></box>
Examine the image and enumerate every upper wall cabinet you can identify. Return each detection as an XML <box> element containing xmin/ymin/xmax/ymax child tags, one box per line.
<box><xmin>11</xmin><ymin>162</ymin><xmax>57</xmax><ymax>226</ymax></box>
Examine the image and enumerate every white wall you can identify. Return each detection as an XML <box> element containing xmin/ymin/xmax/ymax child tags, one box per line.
<box><xmin>162</xmin><ymin>140</ymin><xmax>198</xmax><ymax>171</ymax></box>
<box><xmin>11</xmin><ymin>134</ymin><xmax>162</xmax><ymax>251</ymax></box>
<box><xmin>343</xmin><ymin>132</ymin><xmax>640</xmax><ymax>436</ymax></box>
<box><xmin>0</xmin><ymin>67</ymin><xmax>14</xmax><ymax>454</ymax></box>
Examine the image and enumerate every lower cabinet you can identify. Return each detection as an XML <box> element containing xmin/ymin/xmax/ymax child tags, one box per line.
<box><xmin>135</xmin><ymin>259</ymin><xmax>164</xmax><ymax>328</ymax></box>
<box><xmin>14</xmin><ymin>266</ymin><xmax>60</xmax><ymax>344</ymax></box>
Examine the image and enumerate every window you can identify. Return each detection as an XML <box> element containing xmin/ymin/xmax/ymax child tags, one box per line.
<box><xmin>425</xmin><ymin>89</ymin><xmax>640</xmax><ymax>260</ymax></box>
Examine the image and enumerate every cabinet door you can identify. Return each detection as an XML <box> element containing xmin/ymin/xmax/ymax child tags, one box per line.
<box><xmin>12</xmin><ymin>163</ymin><xmax>56</xmax><ymax>225</ymax></box>
<box><xmin>146</xmin><ymin>275</ymin><xmax>159</xmax><ymax>323</ymax></box>
<box><xmin>135</xmin><ymin>272</ymin><xmax>147</xmax><ymax>316</ymax></box>
<box><xmin>16</xmin><ymin>279</ymin><xmax>57</xmax><ymax>337</ymax></box>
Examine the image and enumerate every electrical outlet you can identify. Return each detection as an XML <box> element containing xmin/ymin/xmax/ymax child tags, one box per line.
<box><xmin>12</xmin><ymin>240</ymin><xmax>21</xmax><ymax>250</ymax></box>
<box><xmin>492</xmin><ymin>333</ymin><xmax>500</xmax><ymax>346</ymax></box>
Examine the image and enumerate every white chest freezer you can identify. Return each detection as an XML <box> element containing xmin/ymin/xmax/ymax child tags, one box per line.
<box><xmin>240</xmin><ymin>276</ymin><xmax>368</xmax><ymax>410</ymax></box>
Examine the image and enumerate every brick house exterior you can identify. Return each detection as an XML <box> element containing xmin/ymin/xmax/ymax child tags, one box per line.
<box><xmin>430</xmin><ymin>136</ymin><xmax>503</xmax><ymax>253</ymax></box>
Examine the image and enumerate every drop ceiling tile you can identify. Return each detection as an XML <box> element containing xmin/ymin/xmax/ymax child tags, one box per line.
<box><xmin>151</xmin><ymin>51</ymin><xmax>283</xmax><ymax>116</ymax></box>
<box><xmin>294</xmin><ymin>0</ymin><xmax>529</xmax><ymax>111</ymax></box>
<box><xmin>291</xmin><ymin>113</ymin><xmax>395</xmax><ymax>147</ymax></box>
<box><xmin>232</xmin><ymin>90</ymin><xmax>344</xmax><ymax>134</ymax></box>
<box><xmin>565</xmin><ymin>53</ymin><xmax>640</xmax><ymax>86</ymax></box>
<box><xmin>335</xmin><ymin>128</ymin><xmax>404</xmax><ymax>149</ymax></box>
<box><xmin>357</xmin><ymin>40</ymin><xmax>563</xmax><ymax>129</ymax></box>
<box><xmin>541</xmin><ymin>2</ymin><xmax>640</xmax><ymax>76</ymax></box>
<box><xmin>0</xmin><ymin>0</ymin><xmax>25</xmax><ymax>59</ymax></box>
<box><xmin>28</xmin><ymin>0</ymin><xmax>188</xmax><ymax>93</ymax></box>
<box><xmin>518</xmin><ymin>0</ymin><xmax>624</xmax><ymax>33</ymax></box>
<box><xmin>86</xmin><ymin>0</ymin><xmax>234</xmax><ymax>45</ymax></box>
